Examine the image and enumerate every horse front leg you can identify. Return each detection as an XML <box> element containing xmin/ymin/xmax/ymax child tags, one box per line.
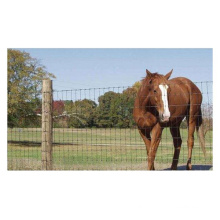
<box><xmin>148</xmin><ymin>123</ymin><xmax>163</xmax><ymax>170</ymax></box>
<box><xmin>138</xmin><ymin>128</ymin><xmax>153</xmax><ymax>169</ymax></box>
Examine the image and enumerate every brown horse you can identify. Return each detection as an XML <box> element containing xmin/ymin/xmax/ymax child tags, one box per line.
<box><xmin>133</xmin><ymin>69</ymin><xmax>206</xmax><ymax>170</ymax></box>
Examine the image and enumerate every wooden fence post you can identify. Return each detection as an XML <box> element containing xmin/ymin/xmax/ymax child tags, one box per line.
<box><xmin>42</xmin><ymin>79</ymin><xmax>53</xmax><ymax>170</ymax></box>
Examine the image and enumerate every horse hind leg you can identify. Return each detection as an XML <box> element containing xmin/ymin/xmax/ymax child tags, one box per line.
<box><xmin>186</xmin><ymin>86</ymin><xmax>203</xmax><ymax>170</ymax></box>
<box><xmin>170</xmin><ymin>126</ymin><xmax>182</xmax><ymax>170</ymax></box>
<box><xmin>186</xmin><ymin>118</ymin><xmax>196</xmax><ymax>170</ymax></box>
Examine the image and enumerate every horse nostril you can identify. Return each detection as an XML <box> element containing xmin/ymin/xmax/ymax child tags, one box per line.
<box><xmin>161</xmin><ymin>114</ymin><xmax>169</xmax><ymax>122</ymax></box>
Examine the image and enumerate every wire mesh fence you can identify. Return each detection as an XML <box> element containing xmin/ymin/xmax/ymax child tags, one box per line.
<box><xmin>7</xmin><ymin>81</ymin><xmax>213</xmax><ymax>170</ymax></box>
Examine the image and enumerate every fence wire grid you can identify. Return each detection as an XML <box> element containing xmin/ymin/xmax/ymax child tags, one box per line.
<box><xmin>8</xmin><ymin>81</ymin><xmax>213</xmax><ymax>170</ymax></box>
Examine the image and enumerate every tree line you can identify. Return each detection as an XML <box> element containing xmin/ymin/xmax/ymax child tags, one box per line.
<box><xmin>9</xmin><ymin>87</ymin><xmax>140</xmax><ymax>128</ymax></box>
<box><xmin>53</xmin><ymin>87</ymin><xmax>139</xmax><ymax>128</ymax></box>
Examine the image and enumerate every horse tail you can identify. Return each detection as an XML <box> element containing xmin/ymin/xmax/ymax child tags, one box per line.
<box><xmin>196</xmin><ymin>109</ymin><xmax>206</xmax><ymax>157</ymax></box>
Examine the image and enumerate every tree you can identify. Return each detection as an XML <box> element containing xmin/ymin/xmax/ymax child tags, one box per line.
<box><xmin>8</xmin><ymin>49</ymin><xmax>55</xmax><ymax>127</ymax></box>
<box><xmin>95</xmin><ymin>91</ymin><xmax>120</xmax><ymax>127</ymax></box>
<box><xmin>64</xmin><ymin>99</ymin><xmax>97</xmax><ymax>128</ymax></box>
<box><xmin>132</xmin><ymin>81</ymin><xmax>142</xmax><ymax>92</ymax></box>
<box><xmin>119</xmin><ymin>87</ymin><xmax>137</xmax><ymax>127</ymax></box>
<box><xmin>94</xmin><ymin>82</ymin><xmax>141</xmax><ymax>128</ymax></box>
<box><xmin>53</xmin><ymin>100</ymin><xmax>65</xmax><ymax>116</ymax></box>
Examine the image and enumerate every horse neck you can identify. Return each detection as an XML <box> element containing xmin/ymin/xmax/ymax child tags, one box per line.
<box><xmin>134</xmin><ymin>86</ymin><xmax>150</xmax><ymax>113</ymax></box>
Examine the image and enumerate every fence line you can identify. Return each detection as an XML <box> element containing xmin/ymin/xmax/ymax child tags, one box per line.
<box><xmin>7</xmin><ymin>80</ymin><xmax>213</xmax><ymax>170</ymax></box>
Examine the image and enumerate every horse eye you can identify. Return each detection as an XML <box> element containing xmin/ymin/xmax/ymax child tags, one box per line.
<box><xmin>154</xmin><ymin>90</ymin><xmax>157</xmax><ymax>93</ymax></box>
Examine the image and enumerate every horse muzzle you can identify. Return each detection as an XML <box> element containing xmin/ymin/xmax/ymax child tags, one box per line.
<box><xmin>159</xmin><ymin>113</ymin><xmax>170</xmax><ymax>123</ymax></box>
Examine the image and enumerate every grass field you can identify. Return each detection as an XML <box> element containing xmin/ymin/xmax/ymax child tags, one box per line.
<box><xmin>7</xmin><ymin>128</ymin><xmax>213</xmax><ymax>170</ymax></box>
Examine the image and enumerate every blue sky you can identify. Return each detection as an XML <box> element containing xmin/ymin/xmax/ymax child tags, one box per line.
<box><xmin>18</xmin><ymin>48</ymin><xmax>212</xmax><ymax>91</ymax></box>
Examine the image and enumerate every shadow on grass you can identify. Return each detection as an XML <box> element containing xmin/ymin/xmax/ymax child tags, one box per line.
<box><xmin>164</xmin><ymin>164</ymin><xmax>213</xmax><ymax>171</ymax></box>
<box><xmin>8</xmin><ymin>141</ymin><xmax>79</xmax><ymax>147</ymax></box>
<box><xmin>8</xmin><ymin>141</ymin><xmax>41</xmax><ymax>147</ymax></box>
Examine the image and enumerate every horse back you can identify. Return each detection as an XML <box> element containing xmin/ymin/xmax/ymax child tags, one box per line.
<box><xmin>168</xmin><ymin>77</ymin><xmax>202</xmax><ymax>123</ymax></box>
<box><xmin>169</xmin><ymin>77</ymin><xmax>202</xmax><ymax>102</ymax></box>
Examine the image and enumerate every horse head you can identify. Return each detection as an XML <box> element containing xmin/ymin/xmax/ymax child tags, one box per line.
<box><xmin>144</xmin><ymin>69</ymin><xmax>173</xmax><ymax>123</ymax></box>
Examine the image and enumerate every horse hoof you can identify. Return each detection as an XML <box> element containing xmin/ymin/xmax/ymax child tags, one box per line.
<box><xmin>147</xmin><ymin>165</ymin><xmax>155</xmax><ymax>170</ymax></box>
<box><xmin>171</xmin><ymin>165</ymin><xmax>177</xmax><ymax>170</ymax></box>
<box><xmin>186</xmin><ymin>164</ymin><xmax>192</xmax><ymax>170</ymax></box>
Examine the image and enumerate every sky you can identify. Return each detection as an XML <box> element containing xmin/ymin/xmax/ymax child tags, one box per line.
<box><xmin>17</xmin><ymin>48</ymin><xmax>213</xmax><ymax>91</ymax></box>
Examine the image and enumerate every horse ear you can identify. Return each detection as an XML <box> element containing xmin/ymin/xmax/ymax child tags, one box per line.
<box><xmin>146</xmin><ymin>69</ymin><xmax>152</xmax><ymax>77</ymax></box>
<box><xmin>164</xmin><ymin>69</ymin><xmax>173</xmax><ymax>80</ymax></box>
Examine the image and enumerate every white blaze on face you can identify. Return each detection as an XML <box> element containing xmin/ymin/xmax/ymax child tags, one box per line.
<box><xmin>159</xmin><ymin>84</ymin><xmax>170</xmax><ymax>120</ymax></box>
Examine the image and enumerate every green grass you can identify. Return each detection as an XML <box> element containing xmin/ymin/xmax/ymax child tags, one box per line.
<box><xmin>7</xmin><ymin>128</ymin><xmax>213</xmax><ymax>170</ymax></box>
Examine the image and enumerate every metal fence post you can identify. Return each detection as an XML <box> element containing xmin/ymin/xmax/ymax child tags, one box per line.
<box><xmin>42</xmin><ymin>79</ymin><xmax>53</xmax><ymax>170</ymax></box>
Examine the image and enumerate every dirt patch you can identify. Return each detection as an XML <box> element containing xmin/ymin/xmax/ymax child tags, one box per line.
<box><xmin>8</xmin><ymin>158</ymin><xmax>42</xmax><ymax>170</ymax></box>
